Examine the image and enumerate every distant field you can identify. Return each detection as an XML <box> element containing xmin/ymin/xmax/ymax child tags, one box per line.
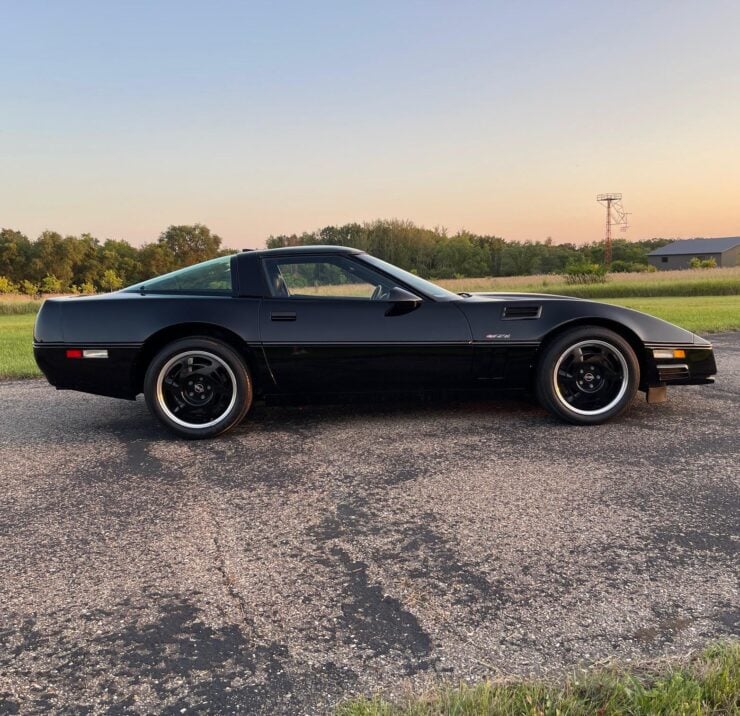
<box><xmin>438</xmin><ymin>265</ymin><xmax>740</xmax><ymax>298</ymax></box>
<box><xmin>0</xmin><ymin>298</ymin><xmax>43</xmax><ymax>315</ymax></box>
<box><xmin>1</xmin><ymin>267</ymin><xmax>739</xmax><ymax>304</ymax></box>
<box><xmin>250</xmin><ymin>267</ymin><xmax>740</xmax><ymax>298</ymax></box>
<box><xmin>2</xmin><ymin>293</ymin><xmax>738</xmax><ymax>379</ymax></box>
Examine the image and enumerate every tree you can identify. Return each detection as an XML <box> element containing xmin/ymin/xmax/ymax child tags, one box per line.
<box><xmin>0</xmin><ymin>229</ymin><xmax>32</xmax><ymax>283</ymax></box>
<box><xmin>137</xmin><ymin>243</ymin><xmax>176</xmax><ymax>281</ymax></box>
<box><xmin>31</xmin><ymin>231</ymin><xmax>77</xmax><ymax>288</ymax></box>
<box><xmin>68</xmin><ymin>233</ymin><xmax>101</xmax><ymax>287</ymax></box>
<box><xmin>158</xmin><ymin>224</ymin><xmax>222</xmax><ymax>268</ymax></box>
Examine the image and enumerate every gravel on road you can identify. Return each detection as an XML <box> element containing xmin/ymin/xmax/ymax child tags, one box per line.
<box><xmin>1</xmin><ymin>334</ymin><xmax>738</xmax><ymax>714</ymax></box>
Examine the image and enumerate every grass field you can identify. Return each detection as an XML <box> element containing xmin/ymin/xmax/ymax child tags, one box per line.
<box><xmin>338</xmin><ymin>641</ymin><xmax>739</xmax><ymax>716</ymax></box>
<box><xmin>438</xmin><ymin>265</ymin><xmax>740</xmax><ymax>298</ymax></box>
<box><xmin>0</xmin><ymin>314</ymin><xmax>40</xmax><ymax>378</ymax></box>
<box><xmin>2</xmin><ymin>291</ymin><xmax>739</xmax><ymax>379</ymax></box>
<box><xmin>0</xmin><ymin>298</ymin><xmax>43</xmax><ymax>315</ymax></box>
<box><xmin>596</xmin><ymin>295</ymin><xmax>740</xmax><ymax>333</ymax></box>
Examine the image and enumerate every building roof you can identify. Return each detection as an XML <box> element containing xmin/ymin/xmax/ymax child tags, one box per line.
<box><xmin>648</xmin><ymin>237</ymin><xmax>740</xmax><ymax>256</ymax></box>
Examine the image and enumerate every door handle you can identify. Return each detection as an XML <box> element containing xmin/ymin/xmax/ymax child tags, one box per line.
<box><xmin>271</xmin><ymin>312</ymin><xmax>297</xmax><ymax>321</ymax></box>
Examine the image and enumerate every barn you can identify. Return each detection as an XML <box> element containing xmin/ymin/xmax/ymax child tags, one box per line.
<box><xmin>647</xmin><ymin>237</ymin><xmax>740</xmax><ymax>270</ymax></box>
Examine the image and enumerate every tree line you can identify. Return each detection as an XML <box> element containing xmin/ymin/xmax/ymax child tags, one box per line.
<box><xmin>0</xmin><ymin>224</ymin><xmax>230</xmax><ymax>294</ymax></box>
<box><xmin>0</xmin><ymin>219</ymin><xmax>671</xmax><ymax>295</ymax></box>
<box><xmin>266</xmin><ymin>220</ymin><xmax>670</xmax><ymax>278</ymax></box>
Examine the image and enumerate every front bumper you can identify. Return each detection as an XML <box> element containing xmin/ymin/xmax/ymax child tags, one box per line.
<box><xmin>643</xmin><ymin>344</ymin><xmax>716</xmax><ymax>387</ymax></box>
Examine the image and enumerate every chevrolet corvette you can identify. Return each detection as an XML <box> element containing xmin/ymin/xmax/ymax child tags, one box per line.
<box><xmin>33</xmin><ymin>246</ymin><xmax>717</xmax><ymax>438</ymax></box>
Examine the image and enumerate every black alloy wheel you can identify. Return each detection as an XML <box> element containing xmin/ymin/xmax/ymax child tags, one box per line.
<box><xmin>144</xmin><ymin>337</ymin><xmax>252</xmax><ymax>439</ymax></box>
<box><xmin>536</xmin><ymin>326</ymin><xmax>639</xmax><ymax>425</ymax></box>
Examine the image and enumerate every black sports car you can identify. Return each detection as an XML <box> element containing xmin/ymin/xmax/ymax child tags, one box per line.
<box><xmin>34</xmin><ymin>246</ymin><xmax>716</xmax><ymax>438</ymax></box>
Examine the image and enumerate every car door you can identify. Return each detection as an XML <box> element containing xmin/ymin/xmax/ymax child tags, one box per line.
<box><xmin>258</xmin><ymin>254</ymin><xmax>472</xmax><ymax>393</ymax></box>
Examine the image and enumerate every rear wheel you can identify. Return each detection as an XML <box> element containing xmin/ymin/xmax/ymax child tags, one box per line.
<box><xmin>536</xmin><ymin>326</ymin><xmax>639</xmax><ymax>425</ymax></box>
<box><xmin>144</xmin><ymin>337</ymin><xmax>252</xmax><ymax>439</ymax></box>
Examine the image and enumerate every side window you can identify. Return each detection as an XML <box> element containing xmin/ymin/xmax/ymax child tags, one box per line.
<box><xmin>126</xmin><ymin>256</ymin><xmax>233</xmax><ymax>294</ymax></box>
<box><xmin>263</xmin><ymin>256</ymin><xmax>394</xmax><ymax>299</ymax></box>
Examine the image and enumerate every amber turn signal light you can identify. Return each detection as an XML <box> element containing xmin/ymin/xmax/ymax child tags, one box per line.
<box><xmin>653</xmin><ymin>348</ymin><xmax>687</xmax><ymax>360</ymax></box>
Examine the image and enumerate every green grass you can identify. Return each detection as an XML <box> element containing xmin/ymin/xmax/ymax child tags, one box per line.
<box><xmin>1</xmin><ymin>295</ymin><xmax>738</xmax><ymax>379</ymax></box>
<box><xmin>601</xmin><ymin>295</ymin><xmax>740</xmax><ymax>333</ymax></box>
<box><xmin>0</xmin><ymin>314</ymin><xmax>40</xmax><ymax>378</ymax></box>
<box><xmin>338</xmin><ymin>641</ymin><xmax>739</xmax><ymax>716</ymax></box>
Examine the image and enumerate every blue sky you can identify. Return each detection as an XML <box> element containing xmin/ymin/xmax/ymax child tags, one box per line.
<box><xmin>2</xmin><ymin>1</ymin><xmax>739</xmax><ymax>247</ymax></box>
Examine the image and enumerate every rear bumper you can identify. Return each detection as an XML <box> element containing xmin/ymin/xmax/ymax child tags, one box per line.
<box><xmin>33</xmin><ymin>343</ymin><xmax>141</xmax><ymax>399</ymax></box>
<box><xmin>643</xmin><ymin>345</ymin><xmax>717</xmax><ymax>387</ymax></box>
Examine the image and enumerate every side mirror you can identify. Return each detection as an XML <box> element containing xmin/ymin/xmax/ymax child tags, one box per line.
<box><xmin>385</xmin><ymin>286</ymin><xmax>422</xmax><ymax>316</ymax></box>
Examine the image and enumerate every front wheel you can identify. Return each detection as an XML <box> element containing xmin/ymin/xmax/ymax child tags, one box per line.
<box><xmin>144</xmin><ymin>337</ymin><xmax>252</xmax><ymax>439</ymax></box>
<box><xmin>536</xmin><ymin>327</ymin><xmax>640</xmax><ymax>425</ymax></box>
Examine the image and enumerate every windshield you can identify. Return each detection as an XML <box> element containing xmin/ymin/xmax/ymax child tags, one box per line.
<box><xmin>359</xmin><ymin>255</ymin><xmax>458</xmax><ymax>300</ymax></box>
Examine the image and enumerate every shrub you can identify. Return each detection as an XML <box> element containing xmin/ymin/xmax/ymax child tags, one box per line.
<box><xmin>610</xmin><ymin>260</ymin><xmax>649</xmax><ymax>273</ymax></box>
<box><xmin>564</xmin><ymin>261</ymin><xmax>607</xmax><ymax>285</ymax></box>
<box><xmin>690</xmin><ymin>257</ymin><xmax>718</xmax><ymax>269</ymax></box>
<box><xmin>40</xmin><ymin>275</ymin><xmax>63</xmax><ymax>293</ymax></box>
<box><xmin>19</xmin><ymin>280</ymin><xmax>39</xmax><ymax>296</ymax></box>
<box><xmin>0</xmin><ymin>276</ymin><xmax>18</xmax><ymax>294</ymax></box>
<box><xmin>99</xmin><ymin>269</ymin><xmax>123</xmax><ymax>292</ymax></box>
<box><xmin>79</xmin><ymin>281</ymin><xmax>96</xmax><ymax>294</ymax></box>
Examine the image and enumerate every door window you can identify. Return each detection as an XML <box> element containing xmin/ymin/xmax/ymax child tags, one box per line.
<box><xmin>263</xmin><ymin>256</ymin><xmax>398</xmax><ymax>300</ymax></box>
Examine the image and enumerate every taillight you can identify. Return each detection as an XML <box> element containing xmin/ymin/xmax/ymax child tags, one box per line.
<box><xmin>65</xmin><ymin>348</ymin><xmax>108</xmax><ymax>359</ymax></box>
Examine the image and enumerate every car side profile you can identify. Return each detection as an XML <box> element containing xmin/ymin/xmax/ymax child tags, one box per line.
<box><xmin>33</xmin><ymin>246</ymin><xmax>717</xmax><ymax>438</ymax></box>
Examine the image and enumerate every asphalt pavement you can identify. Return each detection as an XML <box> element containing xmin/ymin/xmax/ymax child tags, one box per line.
<box><xmin>1</xmin><ymin>334</ymin><xmax>738</xmax><ymax>714</ymax></box>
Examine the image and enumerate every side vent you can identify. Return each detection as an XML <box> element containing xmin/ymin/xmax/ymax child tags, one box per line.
<box><xmin>502</xmin><ymin>304</ymin><xmax>542</xmax><ymax>320</ymax></box>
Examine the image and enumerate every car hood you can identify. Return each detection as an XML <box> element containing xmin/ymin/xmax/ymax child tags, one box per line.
<box><xmin>456</xmin><ymin>293</ymin><xmax>704</xmax><ymax>346</ymax></box>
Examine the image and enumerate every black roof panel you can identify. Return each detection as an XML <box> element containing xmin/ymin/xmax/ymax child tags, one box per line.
<box><xmin>243</xmin><ymin>245</ymin><xmax>363</xmax><ymax>258</ymax></box>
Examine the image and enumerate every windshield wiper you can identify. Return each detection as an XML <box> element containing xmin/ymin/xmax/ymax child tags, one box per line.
<box><xmin>457</xmin><ymin>292</ymin><xmax>473</xmax><ymax>298</ymax></box>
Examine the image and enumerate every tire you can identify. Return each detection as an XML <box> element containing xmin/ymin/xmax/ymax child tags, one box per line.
<box><xmin>144</xmin><ymin>337</ymin><xmax>252</xmax><ymax>439</ymax></box>
<box><xmin>536</xmin><ymin>326</ymin><xmax>640</xmax><ymax>425</ymax></box>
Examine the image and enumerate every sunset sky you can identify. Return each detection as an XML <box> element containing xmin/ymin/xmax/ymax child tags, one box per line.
<box><xmin>2</xmin><ymin>1</ymin><xmax>739</xmax><ymax>249</ymax></box>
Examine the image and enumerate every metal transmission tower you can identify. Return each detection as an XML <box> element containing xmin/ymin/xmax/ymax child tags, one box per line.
<box><xmin>596</xmin><ymin>193</ymin><xmax>630</xmax><ymax>266</ymax></box>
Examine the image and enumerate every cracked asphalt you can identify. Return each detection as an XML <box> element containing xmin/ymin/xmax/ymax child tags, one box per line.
<box><xmin>1</xmin><ymin>333</ymin><xmax>738</xmax><ymax>714</ymax></box>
